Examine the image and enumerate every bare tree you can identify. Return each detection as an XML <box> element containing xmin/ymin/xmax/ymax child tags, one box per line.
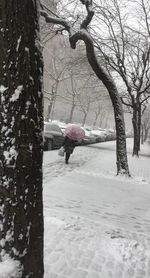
<box><xmin>66</xmin><ymin>72</ymin><xmax>80</xmax><ymax>123</ymax></box>
<box><xmin>40</xmin><ymin>0</ymin><xmax>58</xmax><ymax>45</ymax></box>
<box><xmin>44</xmin><ymin>84</ymin><xmax>58</xmax><ymax>122</ymax></box>
<box><xmin>92</xmin><ymin>0</ymin><xmax>150</xmax><ymax>156</ymax></box>
<box><xmin>43</xmin><ymin>36</ymin><xmax>71</xmax><ymax>121</ymax></box>
<box><xmin>93</xmin><ymin>104</ymin><xmax>102</xmax><ymax>127</ymax></box>
<box><xmin>78</xmin><ymin>92</ymin><xmax>91</xmax><ymax>126</ymax></box>
<box><xmin>41</xmin><ymin>0</ymin><xmax>130</xmax><ymax>175</ymax></box>
<box><xmin>92</xmin><ymin>93</ymin><xmax>111</xmax><ymax>127</ymax></box>
<box><xmin>0</xmin><ymin>0</ymin><xmax>44</xmax><ymax>276</ymax></box>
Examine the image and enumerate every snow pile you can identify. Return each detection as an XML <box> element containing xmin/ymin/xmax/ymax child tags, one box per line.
<box><xmin>103</xmin><ymin>234</ymin><xmax>149</xmax><ymax>265</ymax></box>
<box><xmin>0</xmin><ymin>256</ymin><xmax>22</xmax><ymax>278</ymax></box>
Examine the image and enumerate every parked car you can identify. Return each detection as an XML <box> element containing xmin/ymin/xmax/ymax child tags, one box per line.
<box><xmin>80</xmin><ymin>128</ymin><xmax>96</xmax><ymax>145</ymax></box>
<box><xmin>91</xmin><ymin>129</ymin><xmax>107</xmax><ymax>142</ymax></box>
<box><xmin>44</xmin><ymin>122</ymin><xmax>65</xmax><ymax>151</ymax></box>
<box><xmin>105</xmin><ymin>129</ymin><xmax>116</xmax><ymax>141</ymax></box>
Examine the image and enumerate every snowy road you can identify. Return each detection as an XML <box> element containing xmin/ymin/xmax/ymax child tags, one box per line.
<box><xmin>43</xmin><ymin>140</ymin><xmax>150</xmax><ymax>278</ymax></box>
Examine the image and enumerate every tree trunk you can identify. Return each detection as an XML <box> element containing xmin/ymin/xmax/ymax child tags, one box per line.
<box><xmin>68</xmin><ymin>103</ymin><xmax>75</xmax><ymax>123</ymax></box>
<box><xmin>47</xmin><ymin>99</ymin><xmax>54</xmax><ymax>121</ymax></box>
<box><xmin>144</xmin><ymin>126</ymin><xmax>149</xmax><ymax>142</ymax></box>
<box><xmin>132</xmin><ymin>106</ymin><xmax>140</xmax><ymax>156</ymax></box>
<box><xmin>138</xmin><ymin>104</ymin><xmax>141</xmax><ymax>151</ymax></box>
<box><xmin>46</xmin><ymin>86</ymin><xmax>56</xmax><ymax>121</ymax></box>
<box><xmin>0</xmin><ymin>1</ymin><xmax>44</xmax><ymax>277</ymax></box>
<box><xmin>70</xmin><ymin>31</ymin><xmax>130</xmax><ymax>175</ymax></box>
<box><xmin>99</xmin><ymin>112</ymin><xmax>105</xmax><ymax>127</ymax></box>
<box><xmin>141</xmin><ymin>124</ymin><xmax>144</xmax><ymax>144</ymax></box>
<box><xmin>93</xmin><ymin>113</ymin><xmax>99</xmax><ymax>127</ymax></box>
<box><xmin>82</xmin><ymin>112</ymin><xmax>87</xmax><ymax>126</ymax></box>
<box><xmin>46</xmin><ymin>102</ymin><xmax>51</xmax><ymax>122</ymax></box>
<box><xmin>104</xmin><ymin>113</ymin><xmax>109</xmax><ymax>128</ymax></box>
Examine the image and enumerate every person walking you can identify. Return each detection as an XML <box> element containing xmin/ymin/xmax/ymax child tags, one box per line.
<box><xmin>62</xmin><ymin>136</ymin><xmax>77</xmax><ymax>164</ymax></box>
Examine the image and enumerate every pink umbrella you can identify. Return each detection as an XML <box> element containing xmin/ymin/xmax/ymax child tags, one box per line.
<box><xmin>65</xmin><ymin>125</ymin><xmax>85</xmax><ymax>140</ymax></box>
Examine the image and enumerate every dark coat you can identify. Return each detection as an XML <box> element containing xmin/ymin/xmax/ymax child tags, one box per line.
<box><xmin>62</xmin><ymin>136</ymin><xmax>77</xmax><ymax>154</ymax></box>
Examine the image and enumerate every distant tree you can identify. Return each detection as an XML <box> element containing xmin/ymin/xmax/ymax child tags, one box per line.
<box><xmin>64</xmin><ymin>66</ymin><xmax>104</xmax><ymax>125</ymax></box>
<box><xmin>79</xmin><ymin>92</ymin><xmax>91</xmax><ymax>126</ymax></box>
<box><xmin>43</xmin><ymin>35</ymin><xmax>89</xmax><ymax>122</ymax></box>
<box><xmin>93</xmin><ymin>104</ymin><xmax>102</xmax><ymax>127</ymax></box>
<box><xmin>92</xmin><ymin>94</ymin><xmax>111</xmax><ymax>127</ymax></box>
<box><xmin>66</xmin><ymin>71</ymin><xmax>80</xmax><ymax>123</ymax></box>
<box><xmin>40</xmin><ymin>0</ymin><xmax>58</xmax><ymax>45</ymax></box>
<box><xmin>44</xmin><ymin>85</ymin><xmax>58</xmax><ymax>122</ymax></box>
<box><xmin>43</xmin><ymin>37</ymin><xmax>69</xmax><ymax>121</ymax></box>
<box><xmin>44</xmin><ymin>67</ymin><xmax>66</xmax><ymax>122</ymax></box>
<box><xmin>41</xmin><ymin>0</ymin><xmax>130</xmax><ymax>175</ymax></box>
<box><xmin>0</xmin><ymin>1</ymin><xmax>44</xmax><ymax>277</ymax></box>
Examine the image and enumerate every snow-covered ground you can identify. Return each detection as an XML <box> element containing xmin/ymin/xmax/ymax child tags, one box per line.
<box><xmin>44</xmin><ymin>139</ymin><xmax>150</xmax><ymax>278</ymax></box>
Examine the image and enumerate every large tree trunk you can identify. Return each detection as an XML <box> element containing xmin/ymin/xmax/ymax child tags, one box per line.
<box><xmin>0</xmin><ymin>1</ymin><xmax>44</xmax><ymax>277</ymax></box>
<box><xmin>70</xmin><ymin>31</ymin><xmax>130</xmax><ymax>175</ymax></box>
<box><xmin>132</xmin><ymin>105</ymin><xmax>140</xmax><ymax>156</ymax></box>
<box><xmin>138</xmin><ymin>104</ymin><xmax>141</xmax><ymax>151</ymax></box>
<box><xmin>141</xmin><ymin>124</ymin><xmax>144</xmax><ymax>144</ymax></box>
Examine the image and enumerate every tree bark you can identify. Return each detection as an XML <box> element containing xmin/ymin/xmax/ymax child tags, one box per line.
<box><xmin>132</xmin><ymin>104</ymin><xmax>142</xmax><ymax>156</ymax></box>
<box><xmin>141</xmin><ymin>124</ymin><xmax>144</xmax><ymax>144</ymax></box>
<box><xmin>70</xmin><ymin>30</ymin><xmax>130</xmax><ymax>175</ymax></box>
<box><xmin>138</xmin><ymin>104</ymin><xmax>141</xmax><ymax>151</ymax></box>
<box><xmin>132</xmin><ymin>107</ymin><xmax>139</xmax><ymax>156</ymax></box>
<box><xmin>0</xmin><ymin>1</ymin><xmax>44</xmax><ymax>277</ymax></box>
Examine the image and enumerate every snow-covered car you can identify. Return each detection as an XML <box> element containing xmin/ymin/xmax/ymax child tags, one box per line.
<box><xmin>103</xmin><ymin>129</ymin><xmax>116</xmax><ymax>141</ymax></box>
<box><xmin>91</xmin><ymin>129</ymin><xmax>107</xmax><ymax>142</ymax></box>
<box><xmin>52</xmin><ymin>120</ymin><xmax>67</xmax><ymax>135</ymax></box>
<box><xmin>80</xmin><ymin>128</ymin><xmax>96</xmax><ymax>145</ymax></box>
<box><xmin>44</xmin><ymin>122</ymin><xmax>64</xmax><ymax>151</ymax></box>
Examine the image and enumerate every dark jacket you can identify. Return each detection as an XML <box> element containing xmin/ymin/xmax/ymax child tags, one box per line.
<box><xmin>62</xmin><ymin>136</ymin><xmax>77</xmax><ymax>154</ymax></box>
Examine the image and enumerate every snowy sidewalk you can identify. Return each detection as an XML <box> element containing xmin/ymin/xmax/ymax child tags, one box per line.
<box><xmin>43</xmin><ymin>139</ymin><xmax>150</xmax><ymax>278</ymax></box>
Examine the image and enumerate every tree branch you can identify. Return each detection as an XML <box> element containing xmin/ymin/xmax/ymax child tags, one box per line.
<box><xmin>141</xmin><ymin>95</ymin><xmax>150</xmax><ymax>104</ymax></box>
<box><xmin>80</xmin><ymin>0</ymin><xmax>94</xmax><ymax>29</ymax></box>
<box><xmin>120</xmin><ymin>97</ymin><xmax>133</xmax><ymax>108</ymax></box>
<box><xmin>40</xmin><ymin>9</ymin><xmax>72</xmax><ymax>36</ymax></box>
